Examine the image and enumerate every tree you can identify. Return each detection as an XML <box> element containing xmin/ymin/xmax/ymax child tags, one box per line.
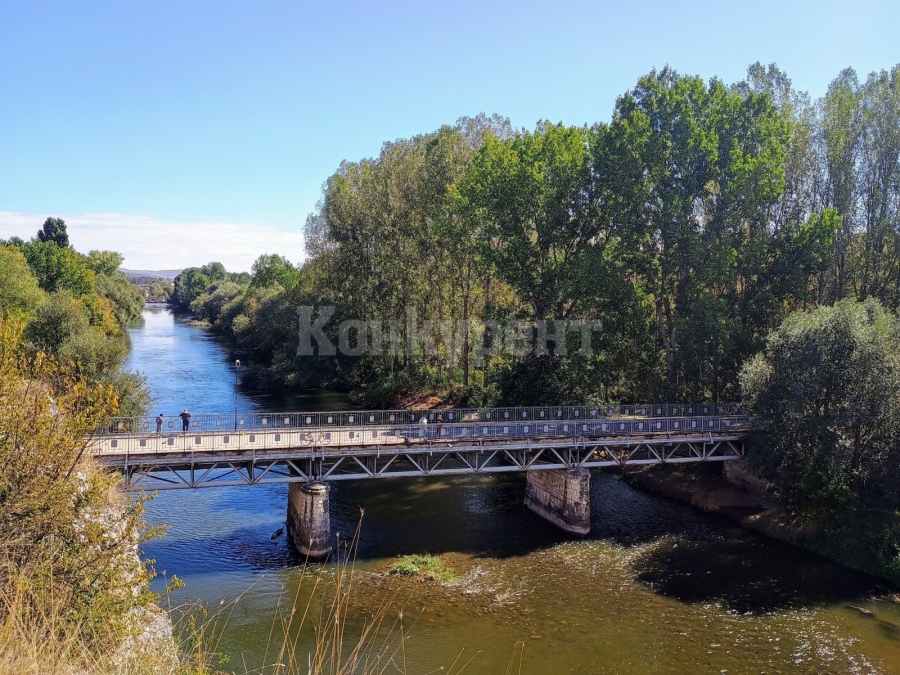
<box><xmin>94</xmin><ymin>272</ymin><xmax>145</xmax><ymax>325</ymax></box>
<box><xmin>20</xmin><ymin>241</ymin><xmax>96</xmax><ymax>296</ymax></box>
<box><xmin>741</xmin><ymin>299</ymin><xmax>900</xmax><ymax>512</ymax></box>
<box><xmin>596</xmin><ymin>67</ymin><xmax>789</xmax><ymax>398</ymax></box>
<box><xmin>250</xmin><ymin>254</ymin><xmax>300</xmax><ymax>290</ymax></box>
<box><xmin>86</xmin><ymin>250</ymin><xmax>124</xmax><ymax>276</ymax></box>
<box><xmin>821</xmin><ymin>68</ymin><xmax>863</xmax><ymax>302</ymax></box>
<box><xmin>0</xmin><ymin>246</ymin><xmax>45</xmax><ymax>315</ymax></box>
<box><xmin>36</xmin><ymin>216</ymin><xmax>70</xmax><ymax>247</ymax></box>
<box><xmin>24</xmin><ymin>292</ymin><xmax>91</xmax><ymax>356</ymax></box>
<box><xmin>455</xmin><ymin>121</ymin><xmax>600</xmax><ymax>322</ymax></box>
<box><xmin>173</xmin><ymin>262</ymin><xmax>230</xmax><ymax>309</ymax></box>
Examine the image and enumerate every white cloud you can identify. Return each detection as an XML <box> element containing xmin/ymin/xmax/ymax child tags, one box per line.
<box><xmin>0</xmin><ymin>211</ymin><xmax>306</xmax><ymax>273</ymax></box>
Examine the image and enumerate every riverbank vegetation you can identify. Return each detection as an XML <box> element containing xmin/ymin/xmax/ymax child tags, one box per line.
<box><xmin>0</xmin><ymin>217</ymin><xmax>150</xmax><ymax>415</ymax></box>
<box><xmin>740</xmin><ymin>299</ymin><xmax>900</xmax><ymax>584</ymax></box>
<box><xmin>0</xmin><ymin>315</ymin><xmax>164</xmax><ymax>673</ymax></box>
<box><xmin>176</xmin><ymin>62</ymin><xmax>900</xmax><ymax>411</ymax></box>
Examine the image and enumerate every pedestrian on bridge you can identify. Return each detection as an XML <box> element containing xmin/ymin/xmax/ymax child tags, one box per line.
<box><xmin>180</xmin><ymin>409</ymin><xmax>191</xmax><ymax>432</ymax></box>
<box><xmin>156</xmin><ymin>413</ymin><xmax>164</xmax><ymax>433</ymax></box>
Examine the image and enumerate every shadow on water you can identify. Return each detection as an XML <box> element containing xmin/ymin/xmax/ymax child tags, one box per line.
<box><xmin>631</xmin><ymin>531</ymin><xmax>883</xmax><ymax>614</ymax></box>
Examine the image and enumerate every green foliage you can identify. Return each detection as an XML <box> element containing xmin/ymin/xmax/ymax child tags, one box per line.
<box><xmin>740</xmin><ymin>299</ymin><xmax>900</xmax><ymax>513</ymax></box>
<box><xmin>387</xmin><ymin>554</ymin><xmax>455</xmax><ymax>582</ymax></box>
<box><xmin>454</xmin><ymin>121</ymin><xmax>601</xmax><ymax>321</ymax></box>
<box><xmin>95</xmin><ymin>271</ymin><xmax>145</xmax><ymax>325</ymax></box>
<box><xmin>2</xmin><ymin>219</ymin><xmax>150</xmax><ymax>421</ymax></box>
<box><xmin>24</xmin><ymin>292</ymin><xmax>129</xmax><ymax>379</ymax></box>
<box><xmin>0</xmin><ymin>246</ymin><xmax>45</xmax><ymax>316</ymax></box>
<box><xmin>25</xmin><ymin>291</ymin><xmax>92</xmax><ymax>355</ymax></box>
<box><xmin>147</xmin><ymin>278</ymin><xmax>173</xmax><ymax>300</ymax></box>
<box><xmin>189</xmin><ymin>63</ymin><xmax>900</xmax><ymax>412</ymax></box>
<box><xmin>491</xmin><ymin>355</ymin><xmax>603</xmax><ymax>406</ymax></box>
<box><xmin>36</xmin><ymin>216</ymin><xmax>69</xmax><ymax>247</ymax></box>
<box><xmin>173</xmin><ymin>261</ymin><xmax>230</xmax><ymax>309</ymax></box>
<box><xmin>20</xmin><ymin>241</ymin><xmax>96</xmax><ymax>296</ymax></box>
<box><xmin>251</xmin><ymin>253</ymin><xmax>300</xmax><ymax>290</ymax></box>
<box><xmin>190</xmin><ymin>281</ymin><xmax>245</xmax><ymax>324</ymax></box>
<box><xmin>85</xmin><ymin>249</ymin><xmax>124</xmax><ymax>276</ymax></box>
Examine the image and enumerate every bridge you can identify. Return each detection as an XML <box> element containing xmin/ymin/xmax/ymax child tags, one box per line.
<box><xmin>91</xmin><ymin>403</ymin><xmax>749</xmax><ymax>558</ymax></box>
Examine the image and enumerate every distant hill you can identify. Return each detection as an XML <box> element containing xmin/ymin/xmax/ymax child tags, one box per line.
<box><xmin>119</xmin><ymin>268</ymin><xmax>183</xmax><ymax>281</ymax></box>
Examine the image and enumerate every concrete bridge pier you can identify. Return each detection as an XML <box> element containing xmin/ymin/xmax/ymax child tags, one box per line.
<box><xmin>524</xmin><ymin>468</ymin><xmax>591</xmax><ymax>536</ymax></box>
<box><xmin>287</xmin><ymin>481</ymin><xmax>332</xmax><ymax>560</ymax></box>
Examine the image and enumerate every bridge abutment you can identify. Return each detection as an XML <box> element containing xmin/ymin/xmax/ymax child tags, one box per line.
<box><xmin>524</xmin><ymin>468</ymin><xmax>591</xmax><ymax>535</ymax></box>
<box><xmin>287</xmin><ymin>482</ymin><xmax>332</xmax><ymax>560</ymax></box>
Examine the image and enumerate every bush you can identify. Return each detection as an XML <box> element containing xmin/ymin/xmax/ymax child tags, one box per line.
<box><xmin>741</xmin><ymin>299</ymin><xmax>900</xmax><ymax>513</ymax></box>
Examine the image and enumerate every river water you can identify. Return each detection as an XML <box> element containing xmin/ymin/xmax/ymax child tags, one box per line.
<box><xmin>130</xmin><ymin>307</ymin><xmax>900</xmax><ymax>673</ymax></box>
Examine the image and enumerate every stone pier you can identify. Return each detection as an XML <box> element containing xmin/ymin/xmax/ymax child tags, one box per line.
<box><xmin>524</xmin><ymin>468</ymin><xmax>591</xmax><ymax>535</ymax></box>
<box><xmin>286</xmin><ymin>481</ymin><xmax>332</xmax><ymax>560</ymax></box>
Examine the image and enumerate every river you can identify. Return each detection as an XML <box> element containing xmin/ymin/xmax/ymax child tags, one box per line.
<box><xmin>130</xmin><ymin>307</ymin><xmax>900</xmax><ymax>674</ymax></box>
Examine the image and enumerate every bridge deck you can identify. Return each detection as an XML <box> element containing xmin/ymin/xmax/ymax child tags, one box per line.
<box><xmin>91</xmin><ymin>415</ymin><xmax>748</xmax><ymax>490</ymax></box>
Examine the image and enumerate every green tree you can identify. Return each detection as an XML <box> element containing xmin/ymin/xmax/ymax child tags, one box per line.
<box><xmin>596</xmin><ymin>67</ymin><xmax>789</xmax><ymax>398</ymax></box>
<box><xmin>173</xmin><ymin>262</ymin><xmax>230</xmax><ymax>309</ymax></box>
<box><xmin>455</xmin><ymin>121</ymin><xmax>600</xmax><ymax>321</ymax></box>
<box><xmin>250</xmin><ymin>254</ymin><xmax>300</xmax><ymax>290</ymax></box>
<box><xmin>36</xmin><ymin>216</ymin><xmax>69</xmax><ymax>247</ymax></box>
<box><xmin>20</xmin><ymin>241</ymin><xmax>96</xmax><ymax>296</ymax></box>
<box><xmin>0</xmin><ymin>246</ymin><xmax>46</xmax><ymax>315</ymax></box>
<box><xmin>25</xmin><ymin>292</ymin><xmax>91</xmax><ymax>356</ymax></box>
<box><xmin>741</xmin><ymin>299</ymin><xmax>900</xmax><ymax>512</ymax></box>
<box><xmin>95</xmin><ymin>272</ymin><xmax>145</xmax><ymax>325</ymax></box>
<box><xmin>821</xmin><ymin>68</ymin><xmax>863</xmax><ymax>302</ymax></box>
<box><xmin>86</xmin><ymin>250</ymin><xmax>124</xmax><ymax>276</ymax></box>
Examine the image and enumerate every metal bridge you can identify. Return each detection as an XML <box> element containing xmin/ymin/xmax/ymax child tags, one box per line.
<box><xmin>90</xmin><ymin>403</ymin><xmax>749</xmax><ymax>490</ymax></box>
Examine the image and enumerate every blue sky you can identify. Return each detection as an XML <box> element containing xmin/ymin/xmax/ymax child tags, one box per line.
<box><xmin>1</xmin><ymin>0</ymin><xmax>898</xmax><ymax>271</ymax></box>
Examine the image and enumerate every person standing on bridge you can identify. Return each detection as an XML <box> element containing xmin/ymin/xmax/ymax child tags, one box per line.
<box><xmin>180</xmin><ymin>409</ymin><xmax>191</xmax><ymax>432</ymax></box>
<box><xmin>156</xmin><ymin>413</ymin><xmax>164</xmax><ymax>433</ymax></box>
<box><xmin>436</xmin><ymin>414</ymin><xmax>444</xmax><ymax>438</ymax></box>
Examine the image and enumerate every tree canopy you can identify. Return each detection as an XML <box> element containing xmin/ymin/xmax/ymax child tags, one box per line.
<box><xmin>742</xmin><ymin>300</ymin><xmax>900</xmax><ymax>511</ymax></box>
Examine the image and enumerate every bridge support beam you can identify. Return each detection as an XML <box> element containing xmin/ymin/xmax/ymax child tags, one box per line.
<box><xmin>524</xmin><ymin>468</ymin><xmax>591</xmax><ymax>536</ymax></box>
<box><xmin>287</xmin><ymin>482</ymin><xmax>332</xmax><ymax>560</ymax></box>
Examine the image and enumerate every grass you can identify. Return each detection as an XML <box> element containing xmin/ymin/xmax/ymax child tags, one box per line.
<box><xmin>387</xmin><ymin>554</ymin><xmax>456</xmax><ymax>583</ymax></box>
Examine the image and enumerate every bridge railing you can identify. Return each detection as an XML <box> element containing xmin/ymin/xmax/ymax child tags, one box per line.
<box><xmin>98</xmin><ymin>402</ymin><xmax>744</xmax><ymax>435</ymax></box>
<box><xmin>92</xmin><ymin>416</ymin><xmax>751</xmax><ymax>457</ymax></box>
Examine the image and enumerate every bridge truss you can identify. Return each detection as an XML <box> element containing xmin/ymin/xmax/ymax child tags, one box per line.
<box><xmin>96</xmin><ymin>433</ymin><xmax>745</xmax><ymax>491</ymax></box>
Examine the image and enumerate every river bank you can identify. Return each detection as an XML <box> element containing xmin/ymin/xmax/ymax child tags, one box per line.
<box><xmin>622</xmin><ymin>461</ymin><xmax>900</xmax><ymax>589</ymax></box>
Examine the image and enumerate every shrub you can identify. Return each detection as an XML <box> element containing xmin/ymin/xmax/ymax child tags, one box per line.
<box><xmin>741</xmin><ymin>299</ymin><xmax>900</xmax><ymax>513</ymax></box>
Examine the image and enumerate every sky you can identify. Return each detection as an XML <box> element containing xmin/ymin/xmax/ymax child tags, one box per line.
<box><xmin>1</xmin><ymin>0</ymin><xmax>898</xmax><ymax>272</ymax></box>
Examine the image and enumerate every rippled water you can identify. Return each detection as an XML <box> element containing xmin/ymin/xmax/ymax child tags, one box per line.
<box><xmin>131</xmin><ymin>308</ymin><xmax>900</xmax><ymax>673</ymax></box>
